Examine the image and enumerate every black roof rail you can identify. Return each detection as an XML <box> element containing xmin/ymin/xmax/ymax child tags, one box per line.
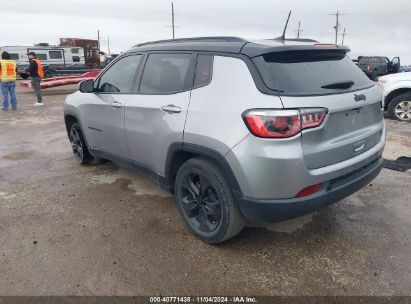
<box><xmin>133</xmin><ymin>36</ymin><xmax>248</xmax><ymax>48</ymax></box>
<box><xmin>272</xmin><ymin>37</ymin><xmax>319</xmax><ymax>43</ymax></box>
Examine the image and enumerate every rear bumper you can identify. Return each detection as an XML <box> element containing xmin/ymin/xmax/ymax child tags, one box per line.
<box><xmin>237</xmin><ymin>156</ymin><xmax>383</xmax><ymax>223</ymax></box>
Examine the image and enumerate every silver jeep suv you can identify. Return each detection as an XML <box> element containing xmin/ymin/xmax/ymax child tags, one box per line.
<box><xmin>64</xmin><ymin>37</ymin><xmax>386</xmax><ymax>243</ymax></box>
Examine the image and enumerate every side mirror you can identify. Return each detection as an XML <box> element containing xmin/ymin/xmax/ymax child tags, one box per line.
<box><xmin>79</xmin><ymin>79</ymin><xmax>95</xmax><ymax>93</ymax></box>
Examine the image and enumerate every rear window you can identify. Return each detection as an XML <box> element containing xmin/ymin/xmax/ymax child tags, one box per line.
<box><xmin>253</xmin><ymin>50</ymin><xmax>373</xmax><ymax>95</ymax></box>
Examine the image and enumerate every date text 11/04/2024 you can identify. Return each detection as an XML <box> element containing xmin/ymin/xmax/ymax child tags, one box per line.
<box><xmin>149</xmin><ymin>297</ymin><xmax>257</xmax><ymax>303</ymax></box>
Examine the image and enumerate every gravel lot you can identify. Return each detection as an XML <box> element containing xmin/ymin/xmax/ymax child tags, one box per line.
<box><xmin>0</xmin><ymin>83</ymin><xmax>410</xmax><ymax>296</ymax></box>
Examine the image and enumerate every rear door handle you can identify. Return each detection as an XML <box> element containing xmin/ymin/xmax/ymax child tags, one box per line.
<box><xmin>161</xmin><ymin>105</ymin><xmax>181</xmax><ymax>113</ymax></box>
<box><xmin>112</xmin><ymin>101</ymin><xmax>122</xmax><ymax>109</ymax></box>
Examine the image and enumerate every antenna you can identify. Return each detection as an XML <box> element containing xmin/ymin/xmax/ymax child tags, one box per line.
<box><xmin>279</xmin><ymin>10</ymin><xmax>292</xmax><ymax>41</ymax></box>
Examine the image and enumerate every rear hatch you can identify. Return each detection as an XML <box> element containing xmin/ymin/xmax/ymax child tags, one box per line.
<box><xmin>252</xmin><ymin>48</ymin><xmax>384</xmax><ymax>169</ymax></box>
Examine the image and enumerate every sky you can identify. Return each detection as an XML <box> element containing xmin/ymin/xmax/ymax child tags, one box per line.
<box><xmin>1</xmin><ymin>0</ymin><xmax>411</xmax><ymax>64</ymax></box>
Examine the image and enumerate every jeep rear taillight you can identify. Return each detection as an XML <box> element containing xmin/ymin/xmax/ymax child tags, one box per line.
<box><xmin>300</xmin><ymin>108</ymin><xmax>328</xmax><ymax>129</ymax></box>
<box><xmin>243</xmin><ymin>108</ymin><xmax>327</xmax><ymax>138</ymax></box>
<box><xmin>367</xmin><ymin>64</ymin><xmax>372</xmax><ymax>72</ymax></box>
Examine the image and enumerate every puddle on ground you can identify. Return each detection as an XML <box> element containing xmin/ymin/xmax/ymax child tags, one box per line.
<box><xmin>264</xmin><ymin>213</ymin><xmax>315</xmax><ymax>233</ymax></box>
<box><xmin>91</xmin><ymin>167</ymin><xmax>171</xmax><ymax>198</ymax></box>
<box><xmin>3</xmin><ymin>151</ymin><xmax>32</xmax><ymax>161</ymax></box>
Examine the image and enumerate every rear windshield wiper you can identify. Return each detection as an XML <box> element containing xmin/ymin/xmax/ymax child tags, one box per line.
<box><xmin>321</xmin><ymin>81</ymin><xmax>354</xmax><ymax>90</ymax></box>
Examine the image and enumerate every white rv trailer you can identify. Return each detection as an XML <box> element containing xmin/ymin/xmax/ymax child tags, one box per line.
<box><xmin>0</xmin><ymin>45</ymin><xmax>85</xmax><ymax>78</ymax></box>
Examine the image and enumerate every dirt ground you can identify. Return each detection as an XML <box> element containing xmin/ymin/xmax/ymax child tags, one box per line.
<box><xmin>0</xmin><ymin>83</ymin><xmax>410</xmax><ymax>296</ymax></box>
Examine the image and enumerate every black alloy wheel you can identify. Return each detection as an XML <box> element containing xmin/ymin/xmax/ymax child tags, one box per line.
<box><xmin>175</xmin><ymin>157</ymin><xmax>245</xmax><ymax>243</ymax></box>
<box><xmin>69</xmin><ymin>123</ymin><xmax>91</xmax><ymax>164</ymax></box>
<box><xmin>181</xmin><ymin>172</ymin><xmax>222</xmax><ymax>233</ymax></box>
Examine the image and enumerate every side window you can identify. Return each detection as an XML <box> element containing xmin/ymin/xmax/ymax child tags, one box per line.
<box><xmin>97</xmin><ymin>54</ymin><xmax>142</xmax><ymax>93</ymax></box>
<box><xmin>139</xmin><ymin>53</ymin><xmax>193</xmax><ymax>94</ymax></box>
<box><xmin>72</xmin><ymin>56</ymin><xmax>80</xmax><ymax>62</ymax></box>
<box><xmin>49</xmin><ymin>51</ymin><xmax>63</xmax><ymax>59</ymax></box>
<box><xmin>194</xmin><ymin>55</ymin><xmax>213</xmax><ymax>88</ymax></box>
<box><xmin>71</xmin><ymin>48</ymin><xmax>79</xmax><ymax>54</ymax></box>
<box><xmin>37</xmin><ymin>54</ymin><xmax>48</xmax><ymax>61</ymax></box>
<box><xmin>9</xmin><ymin>53</ymin><xmax>19</xmax><ymax>60</ymax></box>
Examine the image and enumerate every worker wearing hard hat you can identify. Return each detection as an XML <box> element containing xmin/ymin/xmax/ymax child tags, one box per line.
<box><xmin>0</xmin><ymin>51</ymin><xmax>18</xmax><ymax>111</ymax></box>
<box><xmin>27</xmin><ymin>52</ymin><xmax>44</xmax><ymax>106</ymax></box>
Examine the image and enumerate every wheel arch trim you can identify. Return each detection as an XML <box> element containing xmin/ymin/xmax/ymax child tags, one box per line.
<box><xmin>384</xmin><ymin>84</ymin><xmax>411</xmax><ymax>109</ymax></box>
<box><xmin>164</xmin><ymin>142</ymin><xmax>243</xmax><ymax>197</ymax></box>
<box><xmin>64</xmin><ymin>110</ymin><xmax>91</xmax><ymax>150</ymax></box>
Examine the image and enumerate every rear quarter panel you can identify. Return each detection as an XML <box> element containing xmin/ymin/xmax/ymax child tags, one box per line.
<box><xmin>184</xmin><ymin>55</ymin><xmax>283</xmax><ymax>155</ymax></box>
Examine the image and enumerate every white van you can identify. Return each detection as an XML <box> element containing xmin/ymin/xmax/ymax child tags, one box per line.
<box><xmin>0</xmin><ymin>45</ymin><xmax>86</xmax><ymax>78</ymax></box>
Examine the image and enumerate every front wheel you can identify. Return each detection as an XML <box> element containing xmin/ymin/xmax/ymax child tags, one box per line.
<box><xmin>387</xmin><ymin>92</ymin><xmax>411</xmax><ymax>121</ymax></box>
<box><xmin>44</xmin><ymin>70</ymin><xmax>53</xmax><ymax>78</ymax></box>
<box><xmin>175</xmin><ymin>157</ymin><xmax>245</xmax><ymax>244</ymax></box>
<box><xmin>69</xmin><ymin>122</ymin><xmax>92</xmax><ymax>164</ymax></box>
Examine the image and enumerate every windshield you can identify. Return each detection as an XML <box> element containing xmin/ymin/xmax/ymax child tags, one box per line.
<box><xmin>253</xmin><ymin>50</ymin><xmax>374</xmax><ymax>95</ymax></box>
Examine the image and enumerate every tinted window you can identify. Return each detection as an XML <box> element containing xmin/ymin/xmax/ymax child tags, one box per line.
<box><xmin>37</xmin><ymin>54</ymin><xmax>47</xmax><ymax>61</ymax></box>
<box><xmin>49</xmin><ymin>51</ymin><xmax>62</xmax><ymax>59</ymax></box>
<box><xmin>98</xmin><ymin>55</ymin><xmax>142</xmax><ymax>93</ymax></box>
<box><xmin>253</xmin><ymin>50</ymin><xmax>373</xmax><ymax>95</ymax></box>
<box><xmin>71</xmin><ymin>48</ymin><xmax>79</xmax><ymax>54</ymax></box>
<box><xmin>9</xmin><ymin>53</ymin><xmax>19</xmax><ymax>60</ymax></box>
<box><xmin>194</xmin><ymin>55</ymin><xmax>213</xmax><ymax>88</ymax></box>
<box><xmin>140</xmin><ymin>53</ymin><xmax>193</xmax><ymax>94</ymax></box>
<box><xmin>72</xmin><ymin>56</ymin><xmax>80</xmax><ymax>62</ymax></box>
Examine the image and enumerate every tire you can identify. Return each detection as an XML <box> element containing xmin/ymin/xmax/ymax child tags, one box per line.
<box><xmin>44</xmin><ymin>70</ymin><xmax>53</xmax><ymax>78</ymax></box>
<box><xmin>175</xmin><ymin>157</ymin><xmax>245</xmax><ymax>244</ymax></box>
<box><xmin>68</xmin><ymin>122</ymin><xmax>92</xmax><ymax>164</ymax></box>
<box><xmin>387</xmin><ymin>92</ymin><xmax>411</xmax><ymax>121</ymax></box>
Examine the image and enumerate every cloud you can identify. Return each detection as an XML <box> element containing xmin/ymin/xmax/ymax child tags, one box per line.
<box><xmin>1</xmin><ymin>0</ymin><xmax>411</xmax><ymax>64</ymax></box>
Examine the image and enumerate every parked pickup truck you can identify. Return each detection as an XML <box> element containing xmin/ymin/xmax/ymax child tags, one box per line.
<box><xmin>378</xmin><ymin>72</ymin><xmax>411</xmax><ymax>121</ymax></box>
<box><xmin>358</xmin><ymin>56</ymin><xmax>400</xmax><ymax>80</ymax></box>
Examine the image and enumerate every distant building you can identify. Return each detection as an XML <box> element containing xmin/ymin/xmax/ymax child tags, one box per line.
<box><xmin>59</xmin><ymin>38</ymin><xmax>100</xmax><ymax>68</ymax></box>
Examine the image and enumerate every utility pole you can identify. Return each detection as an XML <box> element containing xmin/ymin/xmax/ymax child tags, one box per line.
<box><xmin>296</xmin><ymin>21</ymin><xmax>303</xmax><ymax>39</ymax></box>
<box><xmin>107</xmin><ymin>36</ymin><xmax>111</xmax><ymax>54</ymax></box>
<box><xmin>166</xmin><ymin>2</ymin><xmax>180</xmax><ymax>39</ymax></box>
<box><xmin>97</xmin><ymin>30</ymin><xmax>100</xmax><ymax>52</ymax></box>
<box><xmin>329</xmin><ymin>11</ymin><xmax>345</xmax><ymax>44</ymax></box>
<box><xmin>340</xmin><ymin>28</ymin><xmax>347</xmax><ymax>45</ymax></box>
<box><xmin>171</xmin><ymin>2</ymin><xmax>175</xmax><ymax>39</ymax></box>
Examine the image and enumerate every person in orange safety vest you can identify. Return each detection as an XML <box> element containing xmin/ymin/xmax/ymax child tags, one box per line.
<box><xmin>0</xmin><ymin>51</ymin><xmax>18</xmax><ymax>111</ymax></box>
<box><xmin>28</xmin><ymin>51</ymin><xmax>44</xmax><ymax>106</ymax></box>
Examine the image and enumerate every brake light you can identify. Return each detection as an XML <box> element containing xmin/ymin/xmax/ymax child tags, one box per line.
<box><xmin>367</xmin><ymin>64</ymin><xmax>372</xmax><ymax>72</ymax></box>
<box><xmin>243</xmin><ymin>108</ymin><xmax>327</xmax><ymax>138</ymax></box>
<box><xmin>295</xmin><ymin>183</ymin><xmax>323</xmax><ymax>198</ymax></box>
<box><xmin>300</xmin><ymin>109</ymin><xmax>327</xmax><ymax>129</ymax></box>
